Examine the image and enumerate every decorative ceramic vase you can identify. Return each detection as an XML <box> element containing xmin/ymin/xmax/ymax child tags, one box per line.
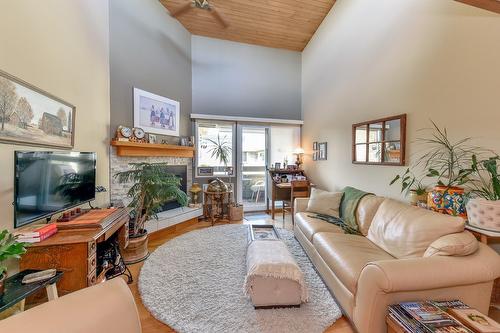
<box><xmin>427</xmin><ymin>186</ymin><xmax>467</xmax><ymax>217</ymax></box>
<box><xmin>466</xmin><ymin>198</ymin><xmax>500</xmax><ymax>232</ymax></box>
<box><xmin>409</xmin><ymin>190</ymin><xmax>427</xmax><ymax>206</ymax></box>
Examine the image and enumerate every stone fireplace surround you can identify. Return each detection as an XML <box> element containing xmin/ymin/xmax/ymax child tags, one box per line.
<box><xmin>110</xmin><ymin>147</ymin><xmax>202</xmax><ymax>234</ymax></box>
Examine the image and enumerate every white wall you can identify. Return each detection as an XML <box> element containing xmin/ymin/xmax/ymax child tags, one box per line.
<box><xmin>302</xmin><ymin>0</ymin><xmax>500</xmax><ymax>199</ymax></box>
<box><xmin>0</xmin><ymin>0</ymin><xmax>111</xmax><ymax>238</ymax></box>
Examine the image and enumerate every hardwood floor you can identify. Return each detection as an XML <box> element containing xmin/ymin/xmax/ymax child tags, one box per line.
<box><xmin>125</xmin><ymin>213</ymin><xmax>355</xmax><ymax>333</ymax></box>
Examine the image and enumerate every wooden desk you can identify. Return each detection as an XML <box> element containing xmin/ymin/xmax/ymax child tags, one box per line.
<box><xmin>20</xmin><ymin>208</ymin><xmax>129</xmax><ymax>300</ymax></box>
<box><xmin>267</xmin><ymin>169</ymin><xmax>308</xmax><ymax>219</ymax></box>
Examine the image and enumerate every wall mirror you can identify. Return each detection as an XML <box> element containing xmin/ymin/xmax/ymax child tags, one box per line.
<box><xmin>352</xmin><ymin>114</ymin><xmax>406</xmax><ymax>166</ymax></box>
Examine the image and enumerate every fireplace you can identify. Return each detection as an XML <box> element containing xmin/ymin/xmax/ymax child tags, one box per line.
<box><xmin>159</xmin><ymin>165</ymin><xmax>187</xmax><ymax>212</ymax></box>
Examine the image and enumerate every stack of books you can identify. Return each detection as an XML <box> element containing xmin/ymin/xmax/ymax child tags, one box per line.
<box><xmin>389</xmin><ymin>300</ymin><xmax>500</xmax><ymax>333</ymax></box>
<box><xmin>14</xmin><ymin>223</ymin><xmax>58</xmax><ymax>243</ymax></box>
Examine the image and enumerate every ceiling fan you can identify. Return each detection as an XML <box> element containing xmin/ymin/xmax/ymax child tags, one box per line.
<box><xmin>170</xmin><ymin>0</ymin><xmax>229</xmax><ymax>28</ymax></box>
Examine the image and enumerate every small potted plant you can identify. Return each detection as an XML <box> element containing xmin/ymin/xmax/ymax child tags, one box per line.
<box><xmin>115</xmin><ymin>163</ymin><xmax>188</xmax><ymax>264</ymax></box>
<box><xmin>465</xmin><ymin>155</ymin><xmax>500</xmax><ymax>231</ymax></box>
<box><xmin>390</xmin><ymin>169</ymin><xmax>428</xmax><ymax>206</ymax></box>
<box><xmin>415</xmin><ymin>121</ymin><xmax>477</xmax><ymax>217</ymax></box>
<box><xmin>0</xmin><ymin>230</ymin><xmax>29</xmax><ymax>295</ymax></box>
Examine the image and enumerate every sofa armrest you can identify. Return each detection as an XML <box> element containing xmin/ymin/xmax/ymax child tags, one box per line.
<box><xmin>358</xmin><ymin>243</ymin><xmax>500</xmax><ymax>293</ymax></box>
<box><xmin>0</xmin><ymin>279</ymin><xmax>141</xmax><ymax>333</ymax></box>
<box><xmin>294</xmin><ymin>197</ymin><xmax>310</xmax><ymax>214</ymax></box>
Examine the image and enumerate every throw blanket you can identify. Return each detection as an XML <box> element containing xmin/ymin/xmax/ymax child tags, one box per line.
<box><xmin>340</xmin><ymin>186</ymin><xmax>373</xmax><ymax>234</ymax></box>
<box><xmin>309</xmin><ymin>214</ymin><xmax>361</xmax><ymax>235</ymax></box>
<box><xmin>244</xmin><ymin>240</ymin><xmax>308</xmax><ymax>303</ymax></box>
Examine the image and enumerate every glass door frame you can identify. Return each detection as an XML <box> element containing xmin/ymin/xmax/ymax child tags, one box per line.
<box><xmin>236</xmin><ymin>123</ymin><xmax>270</xmax><ymax>212</ymax></box>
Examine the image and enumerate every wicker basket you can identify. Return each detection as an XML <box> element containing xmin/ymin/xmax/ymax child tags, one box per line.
<box><xmin>229</xmin><ymin>205</ymin><xmax>244</xmax><ymax>221</ymax></box>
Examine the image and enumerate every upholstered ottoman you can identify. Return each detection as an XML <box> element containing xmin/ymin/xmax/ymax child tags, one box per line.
<box><xmin>244</xmin><ymin>240</ymin><xmax>308</xmax><ymax>308</ymax></box>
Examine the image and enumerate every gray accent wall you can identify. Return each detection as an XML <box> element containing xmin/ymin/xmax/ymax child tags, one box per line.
<box><xmin>192</xmin><ymin>36</ymin><xmax>302</xmax><ymax>120</ymax></box>
<box><xmin>110</xmin><ymin>0</ymin><xmax>192</xmax><ymax>140</ymax></box>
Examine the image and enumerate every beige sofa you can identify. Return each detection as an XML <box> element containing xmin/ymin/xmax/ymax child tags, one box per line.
<box><xmin>0</xmin><ymin>278</ymin><xmax>141</xmax><ymax>333</ymax></box>
<box><xmin>294</xmin><ymin>195</ymin><xmax>500</xmax><ymax>333</ymax></box>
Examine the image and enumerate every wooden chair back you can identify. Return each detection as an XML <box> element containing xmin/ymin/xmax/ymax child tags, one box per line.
<box><xmin>291</xmin><ymin>180</ymin><xmax>310</xmax><ymax>200</ymax></box>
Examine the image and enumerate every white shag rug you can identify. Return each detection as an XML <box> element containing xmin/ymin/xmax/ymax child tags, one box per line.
<box><xmin>139</xmin><ymin>225</ymin><xmax>342</xmax><ymax>333</ymax></box>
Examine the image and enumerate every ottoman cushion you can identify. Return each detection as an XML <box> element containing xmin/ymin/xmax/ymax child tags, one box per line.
<box><xmin>244</xmin><ymin>240</ymin><xmax>308</xmax><ymax>307</ymax></box>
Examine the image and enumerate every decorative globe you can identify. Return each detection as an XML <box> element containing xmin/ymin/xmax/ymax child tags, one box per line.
<box><xmin>207</xmin><ymin>178</ymin><xmax>228</xmax><ymax>193</ymax></box>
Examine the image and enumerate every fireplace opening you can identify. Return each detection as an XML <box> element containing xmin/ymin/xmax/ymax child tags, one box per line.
<box><xmin>159</xmin><ymin>165</ymin><xmax>187</xmax><ymax>212</ymax></box>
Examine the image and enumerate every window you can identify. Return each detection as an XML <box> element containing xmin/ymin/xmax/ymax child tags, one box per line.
<box><xmin>269</xmin><ymin>125</ymin><xmax>301</xmax><ymax>167</ymax></box>
<box><xmin>196</xmin><ymin>121</ymin><xmax>235</xmax><ymax>176</ymax></box>
<box><xmin>352</xmin><ymin>114</ymin><xmax>406</xmax><ymax>166</ymax></box>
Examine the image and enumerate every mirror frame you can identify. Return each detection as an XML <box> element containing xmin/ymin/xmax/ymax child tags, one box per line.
<box><xmin>352</xmin><ymin>114</ymin><xmax>407</xmax><ymax>166</ymax></box>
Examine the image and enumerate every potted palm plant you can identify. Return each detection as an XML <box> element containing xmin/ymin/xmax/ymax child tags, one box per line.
<box><xmin>466</xmin><ymin>155</ymin><xmax>500</xmax><ymax>231</ymax></box>
<box><xmin>115</xmin><ymin>163</ymin><xmax>188</xmax><ymax>264</ymax></box>
<box><xmin>206</xmin><ymin>134</ymin><xmax>232</xmax><ymax>175</ymax></box>
<box><xmin>0</xmin><ymin>230</ymin><xmax>29</xmax><ymax>295</ymax></box>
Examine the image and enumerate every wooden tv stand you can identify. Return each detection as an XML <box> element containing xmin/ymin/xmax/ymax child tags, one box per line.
<box><xmin>20</xmin><ymin>208</ymin><xmax>130</xmax><ymax>299</ymax></box>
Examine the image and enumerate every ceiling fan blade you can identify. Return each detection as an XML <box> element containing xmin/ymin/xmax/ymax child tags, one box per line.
<box><xmin>171</xmin><ymin>2</ymin><xmax>193</xmax><ymax>17</ymax></box>
<box><xmin>210</xmin><ymin>7</ymin><xmax>229</xmax><ymax>28</ymax></box>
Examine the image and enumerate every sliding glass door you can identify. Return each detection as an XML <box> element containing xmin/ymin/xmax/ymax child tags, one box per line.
<box><xmin>237</xmin><ymin>125</ymin><xmax>269</xmax><ymax>212</ymax></box>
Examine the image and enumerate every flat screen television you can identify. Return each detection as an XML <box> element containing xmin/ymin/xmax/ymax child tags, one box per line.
<box><xmin>14</xmin><ymin>151</ymin><xmax>96</xmax><ymax>228</ymax></box>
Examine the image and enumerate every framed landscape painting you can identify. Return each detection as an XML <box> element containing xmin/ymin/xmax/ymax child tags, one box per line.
<box><xmin>133</xmin><ymin>87</ymin><xmax>180</xmax><ymax>137</ymax></box>
<box><xmin>0</xmin><ymin>70</ymin><xmax>75</xmax><ymax>148</ymax></box>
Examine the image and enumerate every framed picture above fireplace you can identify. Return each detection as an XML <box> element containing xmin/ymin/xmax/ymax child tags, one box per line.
<box><xmin>133</xmin><ymin>87</ymin><xmax>180</xmax><ymax>137</ymax></box>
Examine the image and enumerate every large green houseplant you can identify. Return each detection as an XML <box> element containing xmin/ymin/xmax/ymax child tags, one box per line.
<box><xmin>206</xmin><ymin>134</ymin><xmax>232</xmax><ymax>175</ymax></box>
<box><xmin>115</xmin><ymin>163</ymin><xmax>188</xmax><ymax>263</ymax></box>
<box><xmin>0</xmin><ymin>230</ymin><xmax>29</xmax><ymax>295</ymax></box>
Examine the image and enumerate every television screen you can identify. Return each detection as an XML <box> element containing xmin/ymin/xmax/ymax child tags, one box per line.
<box><xmin>14</xmin><ymin>151</ymin><xmax>96</xmax><ymax>228</ymax></box>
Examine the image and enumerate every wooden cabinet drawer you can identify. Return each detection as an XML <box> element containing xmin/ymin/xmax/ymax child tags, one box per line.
<box><xmin>87</xmin><ymin>270</ymin><xmax>96</xmax><ymax>286</ymax></box>
<box><xmin>88</xmin><ymin>253</ymin><xmax>96</xmax><ymax>274</ymax></box>
<box><xmin>88</xmin><ymin>241</ymin><xmax>96</xmax><ymax>257</ymax></box>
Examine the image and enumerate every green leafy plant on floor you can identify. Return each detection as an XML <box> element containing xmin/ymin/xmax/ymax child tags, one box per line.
<box><xmin>114</xmin><ymin>163</ymin><xmax>188</xmax><ymax>235</ymax></box>
<box><xmin>0</xmin><ymin>230</ymin><xmax>29</xmax><ymax>278</ymax></box>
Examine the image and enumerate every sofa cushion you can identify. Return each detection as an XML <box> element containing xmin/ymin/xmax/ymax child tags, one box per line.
<box><xmin>424</xmin><ymin>231</ymin><xmax>478</xmax><ymax>257</ymax></box>
<box><xmin>296</xmin><ymin>213</ymin><xmax>343</xmax><ymax>241</ymax></box>
<box><xmin>367</xmin><ymin>199</ymin><xmax>465</xmax><ymax>259</ymax></box>
<box><xmin>312</xmin><ymin>232</ymin><xmax>394</xmax><ymax>293</ymax></box>
<box><xmin>306</xmin><ymin>188</ymin><xmax>343</xmax><ymax>217</ymax></box>
<box><xmin>356</xmin><ymin>195</ymin><xmax>385</xmax><ymax>236</ymax></box>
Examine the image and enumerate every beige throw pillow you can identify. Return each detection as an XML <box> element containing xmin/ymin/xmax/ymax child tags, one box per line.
<box><xmin>305</xmin><ymin>188</ymin><xmax>343</xmax><ymax>217</ymax></box>
<box><xmin>424</xmin><ymin>231</ymin><xmax>478</xmax><ymax>257</ymax></box>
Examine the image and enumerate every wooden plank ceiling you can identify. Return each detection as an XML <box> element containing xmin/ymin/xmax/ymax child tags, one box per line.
<box><xmin>160</xmin><ymin>0</ymin><xmax>337</xmax><ymax>51</ymax></box>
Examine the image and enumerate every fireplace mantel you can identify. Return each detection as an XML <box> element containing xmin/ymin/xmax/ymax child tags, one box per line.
<box><xmin>111</xmin><ymin>140</ymin><xmax>195</xmax><ymax>158</ymax></box>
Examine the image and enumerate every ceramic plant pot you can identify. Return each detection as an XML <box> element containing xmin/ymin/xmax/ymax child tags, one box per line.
<box><xmin>122</xmin><ymin>229</ymin><xmax>149</xmax><ymax>264</ymax></box>
<box><xmin>466</xmin><ymin>198</ymin><xmax>500</xmax><ymax>232</ymax></box>
<box><xmin>427</xmin><ymin>186</ymin><xmax>467</xmax><ymax>217</ymax></box>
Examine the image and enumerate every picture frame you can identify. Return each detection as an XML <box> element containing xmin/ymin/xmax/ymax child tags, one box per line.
<box><xmin>225</xmin><ymin>166</ymin><xmax>234</xmax><ymax>176</ymax></box>
<box><xmin>133</xmin><ymin>87</ymin><xmax>180</xmax><ymax>137</ymax></box>
<box><xmin>313</xmin><ymin>152</ymin><xmax>318</xmax><ymax>161</ymax></box>
<box><xmin>318</xmin><ymin>142</ymin><xmax>328</xmax><ymax>160</ymax></box>
<box><xmin>0</xmin><ymin>69</ymin><xmax>75</xmax><ymax>149</ymax></box>
<box><xmin>274</xmin><ymin>162</ymin><xmax>281</xmax><ymax>170</ymax></box>
<box><xmin>148</xmin><ymin>133</ymin><xmax>157</xmax><ymax>144</ymax></box>
<box><xmin>197</xmin><ymin>167</ymin><xmax>214</xmax><ymax>177</ymax></box>
<box><xmin>313</xmin><ymin>142</ymin><xmax>318</xmax><ymax>150</ymax></box>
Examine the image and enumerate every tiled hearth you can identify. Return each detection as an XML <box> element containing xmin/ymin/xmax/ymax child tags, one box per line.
<box><xmin>109</xmin><ymin>147</ymin><xmax>202</xmax><ymax>233</ymax></box>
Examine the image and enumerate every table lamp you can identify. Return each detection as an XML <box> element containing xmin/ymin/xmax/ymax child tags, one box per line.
<box><xmin>294</xmin><ymin>148</ymin><xmax>305</xmax><ymax>168</ymax></box>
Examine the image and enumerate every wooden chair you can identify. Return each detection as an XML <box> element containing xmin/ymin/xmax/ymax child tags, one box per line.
<box><xmin>282</xmin><ymin>180</ymin><xmax>311</xmax><ymax>226</ymax></box>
